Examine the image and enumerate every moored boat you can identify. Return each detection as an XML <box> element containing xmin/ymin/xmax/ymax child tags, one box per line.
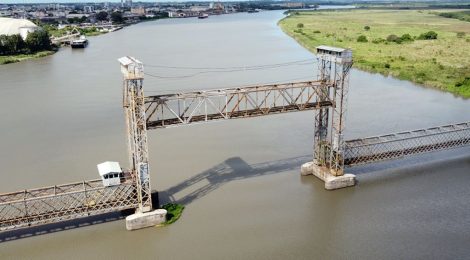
<box><xmin>71</xmin><ymin>36</ymin><xmax>88</xmax><ymax>48</ymax></box>
<box><xmin>198</xmin><ymin>13</ymin><xmax>209</xmax><ymax>19</ymax></box>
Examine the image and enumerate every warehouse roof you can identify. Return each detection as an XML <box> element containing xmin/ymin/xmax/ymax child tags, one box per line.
<box><xmin>0</xmin><ymin>18</ymin><xmax>38</xmax><ymax>36</ymax></box>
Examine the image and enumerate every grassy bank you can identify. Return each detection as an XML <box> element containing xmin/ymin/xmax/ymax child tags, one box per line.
<box><xmin>0</xmin><ymin>50</ymin><xmax>56</xmax><ymax>65</ymax></box>
<box><xmin>160</xmin><ymin>203</ymin><xmax>184</xmax><ymax>225</ymax></box>
<box><xmin>279</xmin><ymin>9</ymin><xmax>470</xmax><ymax>98</ymax></box>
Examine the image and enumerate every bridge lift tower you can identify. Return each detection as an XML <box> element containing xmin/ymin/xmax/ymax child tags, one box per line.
<box><xmin>302</xmin><ymin>46</ymin><xmax>356</xmax><ymax>189</ymax></box>
<box><xmin>118</xmin><ymin>56</ymin><xmax>166</xmax><ymax>230</ymax></box>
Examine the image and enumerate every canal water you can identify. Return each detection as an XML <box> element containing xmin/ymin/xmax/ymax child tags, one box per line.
<box><xmin>1</xmin><ymin>11</ymin><xmax>469</xmax><ymax>259</ymax></box>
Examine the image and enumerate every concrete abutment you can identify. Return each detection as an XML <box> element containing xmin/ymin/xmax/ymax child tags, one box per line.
<box><xmin>125</xmin><ymin>209</ymin><xmax>167</xmax><ymax>231</ymax></box>
<box><xmin>301</xmin><ymin>161</ymin><xmax>356</xmax><ymax>190</ymax></box>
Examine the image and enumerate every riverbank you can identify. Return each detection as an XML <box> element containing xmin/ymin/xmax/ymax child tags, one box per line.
<box><xmin>0</xmin><ymin>50</ymin><xmax>56</xmax><ymax>65</ymax></box>
<box><xmin>279</xmin><ymin>9</ymin><xmax>470</xmax><ymax>98</ymax></box>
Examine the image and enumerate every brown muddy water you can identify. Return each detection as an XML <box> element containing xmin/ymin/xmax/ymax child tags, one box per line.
<box><xmin>0</xmin><ymin>11</ymin><xmax>469</xmax><ymax>259</ymax></box>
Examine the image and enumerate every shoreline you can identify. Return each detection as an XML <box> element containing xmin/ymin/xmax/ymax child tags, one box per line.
<box><xmin>278</xmin><ymin>10</ymin><xmax>470</xmax><ymax>99</ymax></box>
<box><xmin>0</xmin><ymin>18</ymin><xmax>159</xmax><ymax>66</ymax></box>
<box><xmin>0</xmin><ymin>50</ymin><xmax>56</xmax><ymax>65</ymax></box>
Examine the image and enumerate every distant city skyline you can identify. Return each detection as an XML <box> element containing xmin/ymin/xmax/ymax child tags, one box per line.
<box><xmin>3</xmin><ymin>0</ymin><xmax>244</xmax><ymax>3</ymax></box>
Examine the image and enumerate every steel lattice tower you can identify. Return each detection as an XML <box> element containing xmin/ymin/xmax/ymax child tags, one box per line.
<box><xmin>313</xmin><ymin>46</ymin><xmax>353</xmax><ymax>176</ymax></box>
<box><xmin>119</xmin><ymin>56</ymin><xmax>152</xmax><ymax>213</ymax></box>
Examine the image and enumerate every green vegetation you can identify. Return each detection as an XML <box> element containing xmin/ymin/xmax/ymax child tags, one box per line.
<box><xmin>418</xmin><ymin>30</ymin><xmax>438</xmax><ymax>40</ymax></box>
<box><xmin>279</xmin><ymin>9</ymin><xmax>470</xmax><ymax>98</ymax></box>
<box><xmin>357</xmin><ymin>35</ymin><xmax>368</xmax><ymax>42</ymax></box>
<box><xmin>43</xmin><ymin>25</ymin><xmax>105</xmax><ymax>38</ymax></box>
<box><xmin>0</xmin><ymin>30</ymin><xmax>55</xmax><ymax>64</ymax></box>
<box><xmin>0</xmin><ymin>50</ymin><xmax>55</xmax><ymax>64</ymax></box>
<box><xmin>439</xmin><ymin>10</ymin><xmax>470</xmax><ymax>22</ymax></box>
<box><xmin>161</xmin><ymin>203</ymin><xmax>184</xmax><ymax>225</ymax></box>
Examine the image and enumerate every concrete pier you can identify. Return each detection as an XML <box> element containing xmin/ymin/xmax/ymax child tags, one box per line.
<box><xmin>301</xmin><ymin>161</ymin><xmax>356</xmax><ymax>190</ymax></box>
<box><xmin>125</xmin><ymin>209</ymin><xmax>167</xmax><ymax>231</ymax></box>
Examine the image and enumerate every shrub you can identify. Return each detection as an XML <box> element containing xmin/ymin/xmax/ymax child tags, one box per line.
<box><xmin>455</xmin><ymin>77</ymin><xmax>470</xmax><ymax>87</ymax></box>
<box><xmin>372</xmin><ymin>38</ymin><xmax>385</xmax><ymax>44</ymax></box>
<box><xmin>364</xmin><ymin>25</ymin><xmax>370</xmax><ymax>31</ymax></box>
<box><xmin>400</xmin><ymin>33</ymin><xmax>414</xmax><ymax>42</ymax></box>
<box><xmin>386</xmin><ymin>34</ymin><xmax>402</xmax><ymax>43</ymax></box>
<box><xmin>357</xmin><ymin>35</ymin><xmax>368</xmax><ymax>42</ymax></box>
<box><xmin>313</xmin><ymin>30</ymin><xmax>321</xmax><ymax>33</ymax></box>
<box><xmin>297</xmin><ymin>23</ymin><xmax>304</xmax><ymax>28</ymax></box>
<box><xmin>418</xmin><ymin>31</ymin><xmax>438</xmax><ymax>40</ymax></box>
<box><xmin>384</xmin><ymin>63</ymin><xmax>391</xmax><ymax>69</ymax></box>
<box><xmin>456</xmin><ymin>32</ymin><xmax>466</xmax><ymax>38</ymax></box>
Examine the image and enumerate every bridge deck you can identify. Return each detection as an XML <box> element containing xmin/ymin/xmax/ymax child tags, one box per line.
<box><xmin>0</xmin><ymin>175</ymin><xmax>139</xmax><ymax>232</ymax></box>
<box><xmin>344</xmin><ymin>122</ymin><xmax>470</xmax><ymax>166</ymax></box>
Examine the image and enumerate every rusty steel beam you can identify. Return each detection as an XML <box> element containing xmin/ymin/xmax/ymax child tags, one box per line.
<box><xmin>145</xmin><ymin>80</ymin><xmax>334</xmax><ymax>129</ymax></box>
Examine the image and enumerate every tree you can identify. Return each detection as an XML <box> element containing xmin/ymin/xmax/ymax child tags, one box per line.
<box><xmin>96</xmin><ymin>11</ymin><xmax>108</xmax><ymax>22</ymax></box>
<box><xmin>1</xmin><ymin>34</ymin><xmax>25</xmax><ymax>55</ymax></box>
<box><xmin>297</xmin><ymin>23</ymin><xmax>304</xmax><ymax>28</ymax></box>
<box><xmin>79</xmin><ymin>16</ymin><xmax>88</xmax><ymax>23</ymax></box>
<box><xmin>364</xmin><ymin>25</ymin><xmax>370</xmax><ymax>31</ymax></box>
<box><xmin>111</xmin><ymin>11</ymin><xmax>124</xmax><ymax>24</ymax></box>
<box><xmin>25</xmin><ymin>30</ymin><xmax>52</xmax><ymax>53</ymax></box>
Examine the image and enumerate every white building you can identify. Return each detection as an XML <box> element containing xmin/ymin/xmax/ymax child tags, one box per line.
<box><xmin>84</xmin><ymin>6</ymin><xmax>94</xmax><ymax>14</ymax></box>
<box><xmin>97</xmin><ymin>161</ymin><xmax>123</xmax><ymax>187</ymax></box>
<box><xmin>0</xmin><ymin>18</ymin><xmax>38</xmax><ymax>40</ymax></box>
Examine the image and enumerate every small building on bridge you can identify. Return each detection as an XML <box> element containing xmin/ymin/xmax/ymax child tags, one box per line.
<box><xmin>97</xmin><ymin>161</ymin><xmax>123</xmax><ymax>187</ymax></box>
<box><xmin>316</xmin><ymin>45</ymin><xmax>352</xmax><ymax>64</ymax></box>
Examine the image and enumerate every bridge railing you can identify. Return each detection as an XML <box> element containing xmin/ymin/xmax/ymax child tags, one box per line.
<box><xmin>344</xmin><ymin>122</ymin><xmax>470</xmax><ymax>166</ymax></box>
<box><xmin>0</xmin><ymin>176</ymin><xmax>139</xmax><ymax>232</ymax></box>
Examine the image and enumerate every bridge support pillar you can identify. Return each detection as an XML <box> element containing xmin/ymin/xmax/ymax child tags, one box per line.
<box><xmin>301</xmin><ymin>162</ymin><xmax>355</xmax><ymax>190</ymax></box>
<box><xmin>125</xmin><ymin>209</ymin><xmax>167</xmax><ymax>231</ymax></box>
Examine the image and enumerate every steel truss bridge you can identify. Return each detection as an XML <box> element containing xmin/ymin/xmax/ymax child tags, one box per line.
<box><xmin>1</xmin><ymin>49</ymin><xmax>469</xmax><ymax>233</ymax></box>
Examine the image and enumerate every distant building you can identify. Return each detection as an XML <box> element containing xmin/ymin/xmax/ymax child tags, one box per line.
<box><xmin>0</xmin><ymin>17</ymin><xmax>38</xmax><ymax>40</ymax></box>
<box><xmin>131</xmin><ymin>6</ymin><xmax>145</xmax><ymax>16</ymax></box>
<box><xmin>278</xmin><ymin>2</ymin><xmax>305</xmax><ymax>8</ymax></box>
<box><xmin>84</xmin><ymin>6</ymin><xmax>94</xmax><ymax>13</ymax></box>
<box><xmin>0</xmin><ymin>10</ymin><xmax>12</xmax><ymax>17</ymax></box>
<box><xmin>190</xmin><ymin>6</ymin><xmax>209</xmax><ymax>12</ymax></box>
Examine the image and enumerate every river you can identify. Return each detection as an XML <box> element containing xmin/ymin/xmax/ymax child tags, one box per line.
<box><xmin>1</xmin><ymin>10</ymin><xmax>469</xmax><ymax>259</ymax></box>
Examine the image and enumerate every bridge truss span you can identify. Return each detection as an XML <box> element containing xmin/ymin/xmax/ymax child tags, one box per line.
<box><xmin>145</xmin><ymin>80</ymin><xmax>333</xmax><ymax>129</ymax></box>
<box><xmin>0</xmin><ymin>176</ymin><xmax>139</xmax><ymax>232</ymax></box>
<box><xmin>344</xmin><ymin>122</ymin><xmax>470</xmax><ymax>166</ymax></box>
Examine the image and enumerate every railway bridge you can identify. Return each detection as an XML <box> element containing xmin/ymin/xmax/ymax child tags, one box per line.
<box><xmin>1</xmin><ymin>46</ymin><xmax>469</xmax><ymax>233</ymax></box>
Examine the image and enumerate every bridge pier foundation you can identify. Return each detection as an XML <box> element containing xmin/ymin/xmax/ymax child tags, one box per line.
<box><xmin>301</xmin><ymin>162</ymin><xmax>356</xmax><ymax>190</ymax></box>
<box><xmin>125</xmin><ymin>209</ymin><xmax>167</xmax><ymax>231</ymax></box>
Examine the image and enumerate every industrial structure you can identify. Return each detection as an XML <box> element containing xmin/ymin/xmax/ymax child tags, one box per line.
<box><xmin>1</xmin><ymin>47</ymin><xmax>470</xmax><ymax>233</ymax></box>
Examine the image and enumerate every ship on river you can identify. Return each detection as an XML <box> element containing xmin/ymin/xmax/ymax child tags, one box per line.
<box><xmin>71</xmin><ymin>36</ymin><xmax>88</xmax><ymax>48</ymax></box>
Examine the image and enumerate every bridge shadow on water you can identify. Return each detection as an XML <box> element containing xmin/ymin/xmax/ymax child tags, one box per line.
<box><xmin>0</xmin><ymin>155</ymin><xmax>310</xmax><ymax>243</ymax></box>
<box><xmin>0</xmin><ymin>209</ymin><xmax>135</xmax><ymax>243</ymax></box>
<box><xmin>2</xmin><ymin>147</ymin><xmax>469</xmax><ymax>243</ymax></box>
<box><xmin>159</xmin><ymin>146</ymin><xmax>470</xmax><ymax>206</ymax></box>
<box><xmin>158</xmin><ymin>155</ymin><xmax>312</xmax><ymax>206</ymax></box>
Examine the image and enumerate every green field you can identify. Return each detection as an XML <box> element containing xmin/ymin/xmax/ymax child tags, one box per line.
<box><xmin>279</xmin><ymin>9</ymin><xmax>470</xmax><ymax>98</ymax></box>
<box><xmin>0</xmin><ymin>50</ymin><xmax>55</xmax><ymax>65</ymax></box>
